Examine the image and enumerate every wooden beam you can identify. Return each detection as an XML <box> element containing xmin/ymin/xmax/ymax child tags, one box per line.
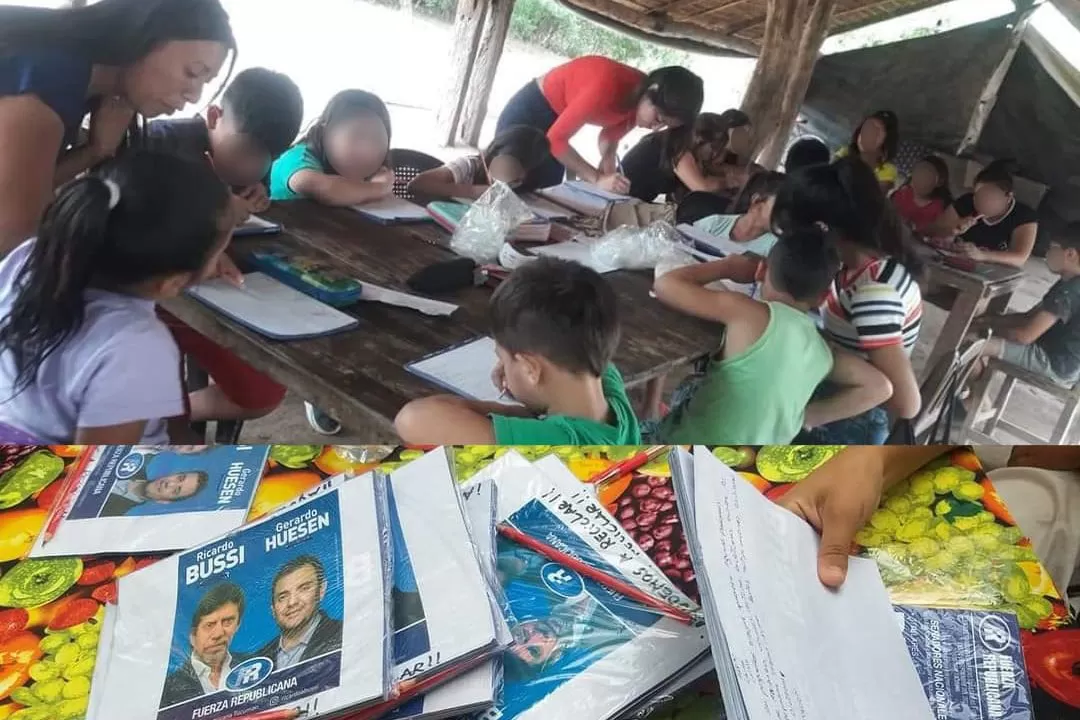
<box><xmin>456</xmin><ymin>0</ymin><xmax>515</xmax><ymax>146</ymax></box>
<box><xmin>1058</xmin><ymin>0</ymin><xmax>1080</xmax><ymax>31</ymax></box>
<box><xmin>560</xmin><ymin>0</ymin><xmax>760</xmax><ymax>55</ymax></box>
<box><xmin>957</xmin><ymin>9</ymin><xmax>1035</xmax><ymax>156</ymax></box>
<box><xmin>728</xmin><ymin>0</ymin><xmax>946</xmax><ymax>39</ymax></box>
<box><xmin>435</xmin><ymin>0</ymin><xmax>488</xmax><ymax>146</ymax></box>
<box><xmin>740</xmin><ymin>0</ymin><xmax>837</xmax><ymax>168</ymax></box>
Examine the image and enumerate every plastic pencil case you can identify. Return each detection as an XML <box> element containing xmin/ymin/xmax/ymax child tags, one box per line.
<box><xmin>248</xmin><ymin>250</ymin><xmax>363</xmax><ymax>307</ymax></box>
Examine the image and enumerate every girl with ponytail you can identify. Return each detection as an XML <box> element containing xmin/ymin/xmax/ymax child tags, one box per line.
<box><xmin>773</xmin><ymin>156</ymin><xmax>924</xmax><ymax>444</ymax></box>
<box><xmin>0</xmin><ymin>151</ymin><xmax>233</xmax><ymax>444</ymax></box>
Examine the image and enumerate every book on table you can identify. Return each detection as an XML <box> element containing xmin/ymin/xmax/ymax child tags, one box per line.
<box><xmin>354</xmin><ymin>196</ymin><xmax>433</xmax><ymax>224</ymax></box>
<box><xmin>538</xmin><ymin>182</ymin><xmax>633</xmax><ymax>218</ymax></box>
<box><xmin>427</xmin><ymin>200</ymin><xmax>552</xmax><ymax>242</ymax></box>
<box><xmin>356</xmin><ymin>448</ymin><xmax>504</xmax><ymax>720</ymax></box>
<box><xmin>233</xmin><ymin>214</ymin><xmax>283</xmax><ymax>237</ymax></box>
<box><xmin>464</xmin><ymin>451</ymin><xmax>709</xmax><ymax>720</ymax></box>
<box><xmin>31</xmin><ymin>445</ymin><xmax>269</xmax><ymax>558</ymax></box>
<box><xmin>187</xmin><ymin>272</ymin><xmax>360</xmax><ymax>340</ymax></box>
<box><xmin>87</xmin><ymin>474</ymin><xmax>395</xmax><ymax>720</ymax></box>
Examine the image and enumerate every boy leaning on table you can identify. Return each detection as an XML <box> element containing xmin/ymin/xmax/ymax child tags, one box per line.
<box><xmin>395</xmin><ymin>258</ymin><xmax>641</xmax><ymax>445</ymax></box>
<box><xmin>783</xmin><ymin>445</ymin><xmax>1079</xmax><ymax>608</ymax></box>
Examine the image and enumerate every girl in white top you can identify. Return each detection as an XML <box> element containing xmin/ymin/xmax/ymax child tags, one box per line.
<box><xmin>408</xmin><ymin>126</ymin><xmax>551</xmax><ymax>200</ymax></box>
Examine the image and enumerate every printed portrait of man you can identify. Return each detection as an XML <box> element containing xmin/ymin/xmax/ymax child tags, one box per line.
<box><xmin>256</xmin><ymin>555</ymin><xmax>343</xmax><ymax>670</ymax></box>
<box><xmin>101</xmin><ymin>467</ymin><xmax>210</xmax><ymax>517</ymax></box>
<box><xmin>161</xmin><ymin>582</ymin><xmax>246</xmax><ymax>708</ymax></box>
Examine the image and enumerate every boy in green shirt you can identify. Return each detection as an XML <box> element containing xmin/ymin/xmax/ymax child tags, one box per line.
<box><xmin>651</xmin><ymin>229</ymin><xmax>891</xmax><ymax>444</ymax></box>
<box><xmin>395</xmin><ymin>258</ymin><xmax>640</xmax><ymax>444</ymax></box>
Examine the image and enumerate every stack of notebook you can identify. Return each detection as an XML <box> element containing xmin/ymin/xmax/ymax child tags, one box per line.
<box><xmin>427</xmin><ymin>200</ymin><xmax>552</xmax><ymax>243</ymax></box>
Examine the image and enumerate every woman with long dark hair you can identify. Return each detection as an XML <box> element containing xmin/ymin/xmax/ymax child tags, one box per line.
<box><xmin>835</xmin><ymin>110</ymin><xmax>900</xmax><ymax>194</ymax></box>
<box><xmin>0</xmin><ymin>0</ymin><xmax>236</xmax><ymax>254</ymax></box>
<box><xmin>620</xmin><ymin>112</ymin><xmax>735</xmax><ymax>203</ymax></box>
<box><xmin>495</xmin><ymin>56</ymin><xmax>703</xmax><ymax>193</ymax></box>
<box><xmin>774</xmin><ymin>157</ymin><xmax>924</xmax><ymax>444</ymax></box>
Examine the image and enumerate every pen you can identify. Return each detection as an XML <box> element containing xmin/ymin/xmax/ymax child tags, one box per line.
<box><xmin>497</xmin><ymin>523</ymin><xmax>695</xmax><ymax>624</ymax></box>
<box><xmin>586</xmin><ymin>445</ymin><xmax>669</xmax><ymax>486</ymax></box>
<box><xmin>40</xmin><ymin>448</ymin><xmax>96</xmax><ymax>546</ymax></box>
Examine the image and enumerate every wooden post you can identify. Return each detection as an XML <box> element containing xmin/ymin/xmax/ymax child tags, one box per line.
<box><xmin>739</xmin><ymin>0</ymin><xmax>837</xmax><ymax>168</ymax></box>
<box><xmin>456</xmin><ymin>0</ymin><xmax>515</xmax><ymax>146</ymax></box>
<box><xmin>957</xmin><ymin>6</ymin><xmax>1036</xmax><ymax>156</ymax></box>
<box><xmin>435</xmin><ymin>0</ymin><xmax>489</xmax><ymax>147</ymax></box>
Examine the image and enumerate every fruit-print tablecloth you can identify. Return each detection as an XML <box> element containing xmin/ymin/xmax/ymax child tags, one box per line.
<box><xmin>0</xmin><ymin>444</ymin><xmax>1072</xmax><ymax>720</ymax></box>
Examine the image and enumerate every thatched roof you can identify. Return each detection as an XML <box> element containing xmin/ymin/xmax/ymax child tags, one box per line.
<box><xmin>556</xmin><ymin>0</ymin><xmax>952</xmax><ymax>56</ymax></box>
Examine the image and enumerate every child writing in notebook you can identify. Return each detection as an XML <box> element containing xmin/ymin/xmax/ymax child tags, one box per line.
<box><xmin>0</xmin><ymin>151</ymin><xmax>234</xmax><ymax>444</ymax></box>
<box><xmin>270</xmin><ymin>89</ymin><xmax>395</xmax><ymax>205</ymax></box>
<box><xmin>650</xmin><ymin>230</ymin><xmax>892</xmax><ymax>444</ymax></box>
<box><xmin>395</xmin><ymin>258</ymin><xmax>640</xmax><ymax>444</ymax></box>
<box><xmin>141</xmin><ymin>67</ymin><xmax>305</xmax><ymax>214</ymax></box>
<box><xmin>408</xmin><ymin>126</ymin><xmax>550</xmax><ymax>200</ymax></box>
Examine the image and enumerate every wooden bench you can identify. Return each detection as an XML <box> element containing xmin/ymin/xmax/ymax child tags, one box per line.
<box><xmin>962</xmin><ymin>356</ymin><xmax>1080</xmax><ymax>444</ymax></box>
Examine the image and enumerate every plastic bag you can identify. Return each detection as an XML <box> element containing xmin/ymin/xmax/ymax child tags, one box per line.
<box><xmin>591</xmin><ymin>220</ymin><xmax>692</xmax><ymax>271</ymax></box>
<box><xmin>450</xmin><ymin>181</ymin><xmax>534</xmax><ymax>264</ymax></box>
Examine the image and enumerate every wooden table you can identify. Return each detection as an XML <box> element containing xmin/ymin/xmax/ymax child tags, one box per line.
<box><xmin>916</xmin><ymin>244</ymin><xmax>1027</xmax><ymax>380</ymax></box>
<box><xmin>163</xmin><ymin>202</ymin><xmax>725</xmax><ymax>432</ymax></box>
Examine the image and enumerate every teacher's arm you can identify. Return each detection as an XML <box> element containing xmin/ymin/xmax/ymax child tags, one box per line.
<box><xmin>546</xmin><ymin>86</ymin><xmax>611</xmax><ymax>184</ymax></box>
<box><xmin>0</xmin><ymin>95</ymin><xmax>65</xmax><ymax>256</ymax></box>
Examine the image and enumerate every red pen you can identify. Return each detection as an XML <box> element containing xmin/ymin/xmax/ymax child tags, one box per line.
<box><xmin>40</xmin><ymin>447</ymin><xmax>96</xmax><ymax>546</ymax></box>
<box><xmin>497</xmin><ymin>523</ymin><xmax>694</xmax><ymax>624</ymax></box>
<box><xmin>586</xmin><ymin>445</ymin><xmax>669</xmax><ymax>486</ymax></box>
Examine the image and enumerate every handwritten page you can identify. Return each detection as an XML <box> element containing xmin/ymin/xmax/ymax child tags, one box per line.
<box><xmin>406</xmin><ymin>336</ymin><xmax>519</xmax><ymax>404</ymax></box>
<box><xmin>677</xmin><ymin>223</ymin><xmax>750</xmax><ymax>257</ymax></box>
<box><xmin>187</xmin><ymin>272</ymin><xmax>359</xmax><ymax>339</ymax></box>
<box><xmin>532</xmin><ymin>240</ymin><xmax>620</xmax><ymax>274</ymax></box>
<box><xmin>691</xmin><ymin>448</ymin><xmax>934</xmax><ymax>720</ymax></box>
<box><xmin>353</xmin><ymin>196</ymin><xmax>431</xmax><ymax>223</ymax></box>
<box><xmin>360</xmin><ymin>282</ymin><xmax>458</xmax><ymax>316</ymax></box>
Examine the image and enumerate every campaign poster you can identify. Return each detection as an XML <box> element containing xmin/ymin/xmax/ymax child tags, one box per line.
<box><xmin>493</xmin><ymin>529</ymin><xmax>663</xmax><ymax>720</ymax></box>
<box><xmin>157</xmin><ymin>491</ymin><xmax>345</xmax><ymax>720</ymax></box>
<box><xmin>67</xmin><ymin>445</ymin><xmax>265</xmax><ymax>520</ymax></box>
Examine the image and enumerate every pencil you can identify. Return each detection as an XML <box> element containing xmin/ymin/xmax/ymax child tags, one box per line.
<box><xmin>40</xmin><ymin>447</ymin><xmax>97</xmax><ymax>546</ymax></box>
<box><xmin>586</xmin><ymin>445</ymin><xmax>668</xmax><ymax>486</ymax></box>
<box><xmin>497</xmin><ymin>523</ymin><xmax>694</xmax><ymax>624</ymax></box>
<box><xmin>230</xmin><ymin>709</ymin><xmax>306</xmax><ymax>720</ymax></box>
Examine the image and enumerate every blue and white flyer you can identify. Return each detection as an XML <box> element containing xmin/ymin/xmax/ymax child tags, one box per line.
<box><xmin>375</xmin><ymin>448</ymin><xmax>501</xmax><ymax>708</ymax></box>
<box><xmin>32</xmin><ymin>445</ymin><xmax>270</xmax><ymax>557</ymax></box>
<box><xmin>895</xmin><ymin>605</ymin><xmax>1032</xmax><ymax>720</ymax></box>
<box><xmin>467</xmin><ymin>452</ymin><xmax>708</xmax><ymax>720</ymax></box>
<box><xmin>86</xmin><ymin>477</ymin><xmax>393</xmax><ymax>720</ymax></box>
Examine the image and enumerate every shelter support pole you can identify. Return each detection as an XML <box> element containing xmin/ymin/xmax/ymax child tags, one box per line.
<box><xmin>435</xmin><ymin>0</ymin><xmax>516</xmax><ymax>147</ymax></box>
<box><xmin>457</xmin><ymin>0</ymin><xmax>515</xmax><ymax>146</ymax></box>
<box><xmin>739</xmin><ymin>0</ymin><xmax>837</xmax><ymax>168</ymax></box>
<box><xmin>436</xmin><ymin>0</ymin><xmax>490</xmax><ymax>146</ymax></box>
<box><xmin>957</xmin><ymin>7</ymin><xmax>1036</xmax><ymax>157</ymax></box>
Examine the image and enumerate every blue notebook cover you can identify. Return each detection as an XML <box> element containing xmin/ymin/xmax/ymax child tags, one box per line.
<box><xmin>896</xmin><ymin>605</ymin><xmax>1033</xmax><ymax>720</ymax></box>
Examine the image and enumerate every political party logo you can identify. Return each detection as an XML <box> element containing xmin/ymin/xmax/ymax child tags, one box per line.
<box><xmin>978</xmin><ymin>614</ymin><xmax>1012</xmax><ymax>654</ymax></box>
<box><xmin>225</xmin><ymin>657</ymin><xmax>274</xmax><ymax>692</ymax></box>
<box><xmin>540</xmin><ymin>563</ymin><xmax>584</xmax><ymax>599</ymax></box>
<box><xmin>115</xmin><ymin>451</ymin><xmax>146</xmax><ymax>480</ymax></box>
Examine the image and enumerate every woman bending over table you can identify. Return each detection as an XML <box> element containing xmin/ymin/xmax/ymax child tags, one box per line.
<box><xmin>0</xmin><ymin>0</ymin><xmax>236</xmax><ymax>256</ymax></box>
<box><xmin>927</xmin><ymin>160</ymin><xmax>1038</xmax><ymax>269</ymax></box>
<box><xmin>495</xmin><ymin>55</ymin><xmax>703</xmax><ymax>193</ymax></box>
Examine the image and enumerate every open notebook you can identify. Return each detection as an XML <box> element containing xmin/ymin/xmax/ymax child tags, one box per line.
<box><xmin>354</xmin><ymin>196</ymin><xmax>432</xmax><ymax>224</ymax></box>
<box><xmin>187</xmin><ymin>272</ymin><xmax>360</xmax><ymax>340</ymax></box>
<box><xmin>233</xmin><ymin>214</ymin><xmax>282</xmax><ymax>237</ymax></box>
<box><xmin>538</xmin><ymin>181</ymin><xmax>632</xmax><ymax>217</ymax></box>
<box><xmin>530</xmin><ymin>240</ymin><xmax>620</xmax><ymax>273</ymax></box>
<box><xmin>676</xmin><ymin>223</ymin><xmax>750</xmax><ymax>257</ymax></box>
<box><xmin>405</xmin><ymin>336</ymin><xmax>520</xmax><ymax>404</ymax></box>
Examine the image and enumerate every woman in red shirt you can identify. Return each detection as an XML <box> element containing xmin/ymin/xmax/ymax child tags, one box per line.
<box><xmin>891</xmin><ymin>155</ymin><xmax>951</xmax><ymax>234</ymax></box>
<box><xmin>495</xmin><ymin>55</ymin><xmax>703</xmax><ymax>193</ymax></box>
